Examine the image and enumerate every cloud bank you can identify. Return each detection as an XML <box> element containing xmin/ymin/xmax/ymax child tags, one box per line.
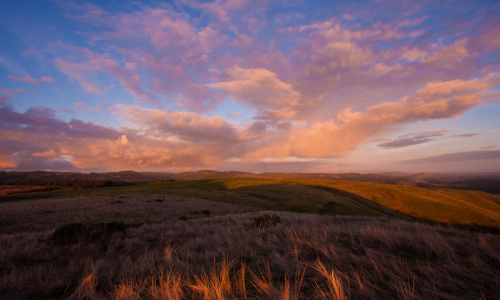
<box><xmin>0</xmin><ymin>1</ymin><xmax>499</xmax><ymax>172</ymax></box>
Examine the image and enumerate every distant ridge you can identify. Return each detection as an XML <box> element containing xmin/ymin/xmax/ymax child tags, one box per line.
<box><xmin>1</xmin><ymin>169</ymin><xmax>500</xmax><ymax>194</ymax></box>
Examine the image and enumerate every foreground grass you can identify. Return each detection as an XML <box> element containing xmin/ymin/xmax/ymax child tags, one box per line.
<box><xmin>1</xmin><ymin>212</ymin><xmax>499</xmax><ymax>299</ymax></box>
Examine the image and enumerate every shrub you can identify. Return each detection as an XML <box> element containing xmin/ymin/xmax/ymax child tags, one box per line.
<box><xmin>319</xmin><ymin>202</ymin><xmax>342</xmax><ymax>216</ymax></box>
<box><xmin>51</xmin><ymin>223</ymin><xmax>86</xmax><ymax>244</ymax></box>
<box><xmin>252</xmin><ymin>214</ymin><xmax>281</xmax><ymax>228</ymax></box>
<box><xmin>51</xmin><ymin>222</ymin><xmax>132</xmax><ymax>244</ymax></box>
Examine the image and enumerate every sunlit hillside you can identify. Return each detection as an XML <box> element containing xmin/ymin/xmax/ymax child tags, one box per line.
<box><xmin>7</xmin><ymin>177</ymin><xmax>498</xmax><ymax>228</ymax></box>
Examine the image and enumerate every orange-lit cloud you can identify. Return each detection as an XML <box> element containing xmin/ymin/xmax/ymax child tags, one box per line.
<box><xmin>244</xmin><ymin>73</ymin><xmax>499</xmax><ymax>159</ymax></box>
<box><xmin>206</xmin><ymin>67</ymin><xmax>302</xmax><ymax>123</ymax></box>
<box><xmin>1</xmin><ymin>1</ymin><xmax>499</xmax><ymax>172</ymax></box>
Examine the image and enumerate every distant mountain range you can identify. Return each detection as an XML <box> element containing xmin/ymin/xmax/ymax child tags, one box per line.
<box><xmin>1</xmin><ymin>169</ymin><xmax>500</xmax><ymax>194</ymax></box>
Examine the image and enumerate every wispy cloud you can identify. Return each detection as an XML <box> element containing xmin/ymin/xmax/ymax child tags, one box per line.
<box><xmin>378</xmin><ymin>130</ymin><xmax>449</xmax><ymax>149</ymax></box>
<box><xmin>40</xmin><ymin>76</ymin><xmax>56</xmax><ymax>82</ymax></box>
<box><xmin>378</xmin><ymin>129</ymin><xmax>478</xmax><ymax>149</ymax></box>
<box><xmin>403</xmin><ymin>150</ymin><xmax>500</xmax><ymax>164</ymax></box>
<box><xmin>451</xmin><ymin>133</ymin><xmax>478</xmax><ymax>138</ymax></box>
<box><xmin>6</xmin><ymin>75</ymin><xmax>39</xmax><ymax>85</ymax></box>
<box><xmin>2</xmin><ymin>88</ymin><xmax>25</xmax><ymax>95</ymax></box>
<box><xmin>75</xmin><ymin>102</ymin><xmax>100</xmax><ymax>112</ymax></box>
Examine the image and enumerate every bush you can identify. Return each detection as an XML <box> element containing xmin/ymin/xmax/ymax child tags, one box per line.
<box><xmin>252</xmin><ymin>214</ymin><xmax>281</xmax><ymax>228</ymax></box>
<box><xmin>319</xmin><ymin>202</ymin><xmax>342</xmax><ymax>215</ymax></box>
<box><xmin>51</xmin><ymin>222</ymin><xmax>133</xmax><ymax>244</ymax></box>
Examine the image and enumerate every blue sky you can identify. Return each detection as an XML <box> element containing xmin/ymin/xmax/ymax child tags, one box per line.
<box><xmin>1</xmin><ymin>0</ymin><xmax>499</xmax><ymax>172</ymax></box>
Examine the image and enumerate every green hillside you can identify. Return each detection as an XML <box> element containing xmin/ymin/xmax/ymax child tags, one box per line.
<box><xmin>3</xmin><ymin>177</ymin><xmax>500</xmax><ymax>228</ymax></box>
<box><xmin>147</xmin><ymin>177</ymin><xmax>500</xmax><ymax>228</ymax></box>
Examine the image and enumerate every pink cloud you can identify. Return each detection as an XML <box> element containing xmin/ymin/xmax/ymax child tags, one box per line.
<box><xmin>206</xmin><ymin>67</ymin><xmax>300</xmax><ymax>108</ymax></box>
<box><xmin>2</xmin><ymin>88</ymin><xmax>25</xmax><ymax>95</ymax></box>
<box><xmin>228</xmin><ymin>112</ymin><xmax>242</xmax><ymax>118</ymax></box>
<box><xmin>32</xmin><ymin>149</ymin><xmax>57</xmax><ymax>158</ymax></box>
<box><xmin>114</xmin><ymin>104</ymin><xmax>243</xmax><ymax>144</ymax></box>
<box><xmin>74</xmin><ymin>5</ymin><xmax>280</xmax><ymax>111</ymax></box>
<box><xmin>6</xmin><ymin>75</ymin><xmax>40</xmax><ymax>85</ymax></box>
<box><xmin>422</xmin><ymin>38</ymin><xmax>470</xmax><ymax>68</ymax></box>
<box><xmin>0</xmin><ymin>102</ymin><xmax>246</xmax><ymax>171</ymax></box>
<box><xmin>244</xmin><ymin>73</ymin><xmax>499</xmax><ymax>159</ymax></box>
<box><xmin>0</xmin><ymin>95</ymin><xmax>12</xmax><ymax>103</ymax></box>
<box><xmin>75</xmin><ymin>102</ymin><xmax>100</xmax><ymax>112</ymax></box>
<box><xmin>40</xmin><ymin>76</ymin><xmax>56</xmax><ymax>82</ymax></box>
<box><xmin>54</xmin><ymin>48</ymin><xmax>158</xmax><ymax>103</ymax></box>
<box><xmin>60</xmin><ymin>107</ymin><xmax>76</xmax><ymax>113</ymax></box>
<box><xmin>206</xmin><ymin>67</ymin><xmax>306</xmax><ymax>124</ymax></box>
<box><xmin>180</xmin><ymin>0</ymin><xmax>253</xmax><ymax>23</ymax></box>
<box><xmin>53</xmin><ymin>58</ymin><xmax>104</xmax><ymax>94</ymax></box>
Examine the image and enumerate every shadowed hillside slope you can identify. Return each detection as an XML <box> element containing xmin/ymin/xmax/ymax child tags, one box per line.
<box><xmin>4</xmin><ymin>177</ymin><xmax>499</xmax><ymax>228</ymax></box>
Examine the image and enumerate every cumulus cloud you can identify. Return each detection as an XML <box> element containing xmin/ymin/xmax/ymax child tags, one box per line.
<box><xmin>114</xmin><ymin>104</ymin><xmax>243</xmax><ymax>144</ymax></box>
<box><xmin>244</xmin><ymin>73</ymin><xmax>499</xmax><ymax>159</ymax></box>
<box><xmin>0</xmin><ymin>66</ymin><xmax>496</xmax><ymax>171</ymax></box>
<box><xmin>207</xmin><ymin>67</ymin><xmax>299</xmax><ymax>108</ymax></box>
<box><xmin>3</xmin><ymin>1</ymin><xmax>500</xmax><ymax>172</ymax></box>
<box><xmin>0</xmin><ymin>104</ymin><xmax>235</xmax><ymax>171</ymax></box>
<box><xmin>206</xmin><ymin>67</ymin><xmax>303</xmax><ymax>124</ymax></box>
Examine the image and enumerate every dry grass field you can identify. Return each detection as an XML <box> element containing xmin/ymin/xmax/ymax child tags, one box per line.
<box><xmin>1</xmin><ymin>178</ymin><xmax>500</xmax><ymax>299</ymax></box>
<box><xmin>0</xmin><ymin>185</ymin><xmax>64</xmax><ymax>196</ymax></box>
<box><xmin>0</xmin><ymin>194</ymin><xmax>255</xmax><ymax>234</ymax></box>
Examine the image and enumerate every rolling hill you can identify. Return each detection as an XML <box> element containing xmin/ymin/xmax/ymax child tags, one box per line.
<box><xmin>6</xmin><ymin>177</ymin><xmax>498</xmax><ymax>229</ymax></box>
<box><xmin>1</xmin><ymin>176</ymin><xmax>500</xmax><ymax>299</ymax></box>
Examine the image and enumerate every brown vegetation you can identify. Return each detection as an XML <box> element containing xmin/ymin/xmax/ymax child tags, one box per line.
<box><xmin>0</xmin><ymin>194</ymin><xmax>255</xmax><ymax>234</ymax></box>
<box><xmin>1</xmin><ymin>178</ymin><xmax>499</xmax><ymax>299</ymax></box>
<box><xmin>1</xmin><ymin>204</ymin><xmax>499</xmax><ymax>299</ymax></box>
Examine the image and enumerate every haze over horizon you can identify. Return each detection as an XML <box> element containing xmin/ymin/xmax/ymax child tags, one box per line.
<box><xmin>1</xmin><ymin>0</ymin><xmax>499</xmax><ymax>173</ymax></box>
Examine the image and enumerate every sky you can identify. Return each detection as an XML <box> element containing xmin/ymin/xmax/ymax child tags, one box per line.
<box><xmin>0</xmin><ymin>0</ymin><xmax>499</xmax><ymax>173</ymax></box>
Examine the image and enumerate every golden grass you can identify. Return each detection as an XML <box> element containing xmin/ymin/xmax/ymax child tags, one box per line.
<box><xmin>1</xmin><ymin>178</ymin><xmax>500</xmax><ymax>298</ymax></box>
<box><xmin>311</xmin><ymin>260</ymin><xmax>348</xmax><ymax>300</ymax></box>
<box><xmin>1</xmin><ymin>211</ymin><xmax>499</xmax><ymax>299</ymax></box>
<box><xmin>183</xmin><ymin>177</ymin><xmax>500</xmax><ymax>227</ymax></box>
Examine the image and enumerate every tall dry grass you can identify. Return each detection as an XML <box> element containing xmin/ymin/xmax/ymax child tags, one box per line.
<box><xmin>1</xmin><ymin>212</ymin><xmax>499</xmax><ymax>299</ymax></box>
